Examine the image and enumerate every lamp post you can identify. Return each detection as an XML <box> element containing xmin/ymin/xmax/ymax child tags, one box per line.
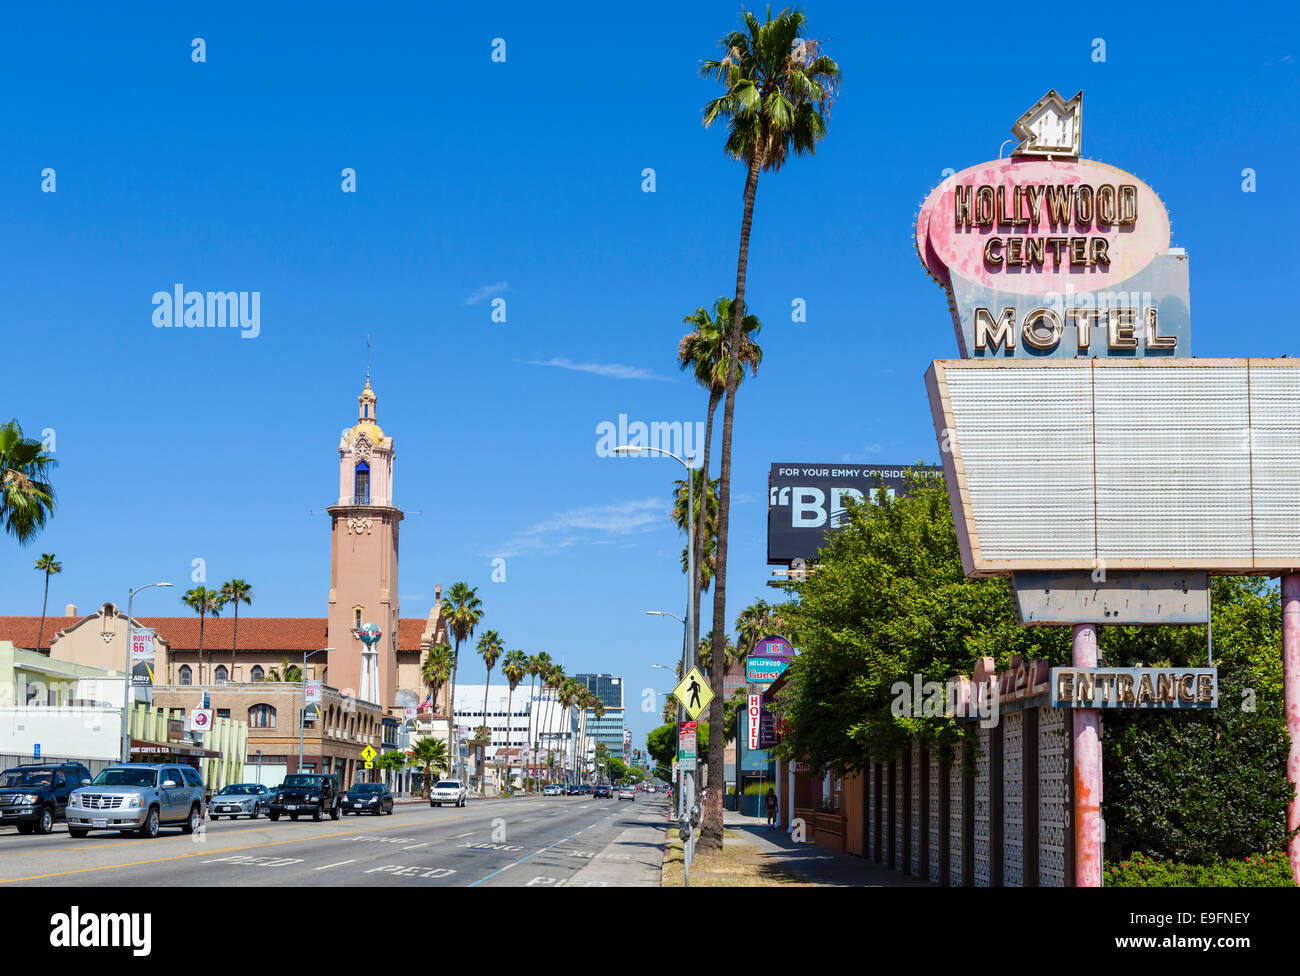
<box><xmin>299</xmin><ymin>648</ymin><xmax>332</xmax><ymax>774</ymax></box>
<box><xmin>121</xmin><ymin>582</ymin><xmax>173</xmax><ymax>763</ymax></box>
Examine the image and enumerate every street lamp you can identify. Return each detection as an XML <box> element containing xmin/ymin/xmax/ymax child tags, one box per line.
<box><xmin>121</xmin><ymin>582</ymin><xmax>173</xmax><ymax>763</ymax></box>
<box><xmin>299</xmin><ymin>648</ymin><xmax>332</xmax><ymax>774</ymax></box>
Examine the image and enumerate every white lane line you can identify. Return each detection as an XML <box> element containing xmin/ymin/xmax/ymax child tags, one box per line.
<box><xmin>454</xmin><ymin>831</ymin><xmax>475</xmax><ymax>838</ymax></box>
<box><xmin>402</xmin><ymin>843</ymin><xmax>427</xmax><ymax>850</ymax></box>
<box><xmin>315</xmin><ymin>859</ymin><xmax>356</xmax><ymax>871</ymax></box>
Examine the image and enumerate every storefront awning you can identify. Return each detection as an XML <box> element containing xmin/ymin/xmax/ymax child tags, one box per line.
<box><xmin>129</xmin><ymin>738</ymin><xmax>221</xmax><ymax>759</ymax></box>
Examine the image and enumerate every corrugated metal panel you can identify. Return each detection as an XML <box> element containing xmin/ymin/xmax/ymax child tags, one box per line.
<box><xmin>1094</xmin><ymin>366</ymin><xmax>1251</xmax><ymax>560</ymax></box>
<box><xmin>947</xmin><ymin>367</ymin><xmax>1094</xmax><ymax>562</ymax></box>
<box><xmin>1249</xmin><ymin>364</ymin><xmax>1300</xmax><ymax>560</ymax></box>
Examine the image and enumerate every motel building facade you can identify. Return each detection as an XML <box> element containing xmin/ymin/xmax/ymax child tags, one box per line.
<box><xmin>0</xmin><ymin>379</ymin><xmax>459</xmax><ymax>787</ymax></box>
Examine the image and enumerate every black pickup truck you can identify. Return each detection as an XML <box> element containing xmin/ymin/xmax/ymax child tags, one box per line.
<box><xmin>268</xmin><ymin>773</ymin><xmax>341</xmax><ymax>822</ymax></box>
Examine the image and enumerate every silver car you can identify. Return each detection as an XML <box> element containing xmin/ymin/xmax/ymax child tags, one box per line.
<box><xmin>209</xmin><ymin>783</ymin><xmax>275</xmax><ymax>820</ymax></box>
<box><xmin>429</xmin><ymin>779</ymin><xmax>467</xmax><ymax>808</ymax></box>
<box><xmin>67</xmin><ymin>763</ymin><xmax>206</xmax><ymax>839</ymax></box>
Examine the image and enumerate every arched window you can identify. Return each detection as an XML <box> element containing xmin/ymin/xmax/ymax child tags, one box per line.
<box><xmin>250</xmin><ymin>665</ymin><xmax>264</xmax><ymax>681</ymax></box>
<box><xmin>214</xmin><ymin>665</ymin><xmax>228</xmax><ymax>685</ymax></box>
<box><xmin>179</xmin><ymin>665</ymin><xmax>192</xmax><ymax>685</ymax></box>
<box><xmin>249</xmin><ymin>704</ymin><xmax>276</xmax><ymax>729</ymax></box>
<box><xmin>354</xmin><ymin>461</ymin><xmax>370</xmax><ymax>504</ymax></box>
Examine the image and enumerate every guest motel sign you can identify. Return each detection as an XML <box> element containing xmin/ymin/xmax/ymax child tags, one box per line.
<box><xmin>907</xmin><ymin>90</ymin><xmax>1300</xmax><ymax>887</ymax></box>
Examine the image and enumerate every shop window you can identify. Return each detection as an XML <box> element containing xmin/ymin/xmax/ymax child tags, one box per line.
<box><xmin>249</xmin><ymin>704</ymin><xmax>277</xmax><ymax>729</ymax></box>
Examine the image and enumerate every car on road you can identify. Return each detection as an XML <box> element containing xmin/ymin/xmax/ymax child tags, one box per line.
<box><xmin>209</xmin><ymin>783</ymin><xmax>275</xmax><ymax>820</ymax></box>
<box><xmin>430</xmin><ymin>779</ymin><xmax>467</xmax><ymax>808</ymax></box>
<box><xmin>0</xmin><ymin>762</ymin><xmax>92</xmax><ymax>835</ymax></box>
<box><xmin>618</xmin><ymin>787</ymin><xmax>636</xmax><ymax>801</ymax></box>
<box><xmin>593</xmin><ymin>784</ymin><xmax>612</xmax><ymax>798</ymax></box>
<box><xmin>542</xmin><ymin>785</ymin><xmax>562</xmax><ymax>796</ymax></box>
<box><xmin>645</xmin><ymin>785</ymin><xmax>656</xmax><ymax>793</ymax></box>
<box><xmin>343</xmin><ymin>782</ymin><xmax>393</xmax><ymax>815</ymax></box>
<box><xmin>269</xmin><ymin>774</ymin><xmax>341</xmax><ymax>822</ymax></box>
<box><xmin>66</xmin><ymin>763</ymin><xmax>206</xmax><ymax>839</ymax></box>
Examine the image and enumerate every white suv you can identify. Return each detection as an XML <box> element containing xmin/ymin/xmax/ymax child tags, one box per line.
<box><xmin>430</xmin><ymin>780</ymin><xmax>467</xmax><ymax>808</ymax></box>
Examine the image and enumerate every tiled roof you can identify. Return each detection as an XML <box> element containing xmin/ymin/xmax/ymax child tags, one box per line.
<box><xmin>0</xmin><ymin>615</ymin><xmax>432</xmax><ymax>653</ymax></box>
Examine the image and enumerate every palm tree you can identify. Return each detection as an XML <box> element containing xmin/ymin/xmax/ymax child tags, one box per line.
<box><xmin>219</xmin><ymin>579</ymin><xmax>253</xmax><ymax>678</ymax></box>
<box><xmin>0</xmin><ymin>420</ymin><xmax>56</xmax><ymax>544</ymax></box>
<box><xmin>673</xmin><ymin>471</ymin><xmax>720</xmax><ymax>598</ymax></box>
<box><xmin>501</xmin><ymin>650</ymin><xmax>527</xmax><ymax>794</ymax></box>
<box><xmin>549</xmin><ymin>666</ymin><xmax>568</xmax><ymax>781</ymax></box>
<box><xmin>181</xmin><ymin>586</ymin><xmax>225</xmax><ymax>685</ymax></box>
<box><xmin>525</xmin><ymin>653</ymin><xmax>546</xmax><ymax>790</ymax></box>
<box><xmin>421</xmin><ymin>643</ymin><xmax>452</xmax><ymax>713</ymax></box>
<box><xmin>735</xmin><ymin>598</ymin><xmax>783</xmax><ymax>657</ymax></box>
<box><xmin>557</xmin><ymin>679</ymin><xmax>579</xmax><ymax>783</ymax></box>
<box><xmin>263</xmin><ymin>656</ymin><xmax>303</xmax><ymax>682</ymax></box>
<box><xmin>441</xmin><ymin>582</ymin><xmax>484</xmax><ymax>779</ymax></box>
<box><xmin>678</xmin><ymin>297</ymin><xmax>761</xmax><ymax>650</ymax></box>
<box><xmin>475</xmin><ymin>630</ymin><xmax>504</xmax><ymax>795</ymax></box>
<box><xmin>698</xmin><ymin>6</ymin><xmax>839</xmax><ymax>851</ymax></box>
<box><xmin>33</xmin><ymin>553</ymin><xmax>62</xmax><ymax>652</ymax></box>
<box><xmin>410</xmin><ymin>736</ymin><xmax>449</xmax><ymax>800</ymax></box>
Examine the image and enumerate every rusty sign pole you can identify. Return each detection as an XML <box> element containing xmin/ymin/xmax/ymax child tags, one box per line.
<box><xmin>1072</xmin><ymin>623</ymin><xmax>1102</xmax><ymax>887</ymax></box>
<box><xmin>1283</xmin><ymin>575</ymin><xmax>1300</xmax><ymax>885</ymax></box>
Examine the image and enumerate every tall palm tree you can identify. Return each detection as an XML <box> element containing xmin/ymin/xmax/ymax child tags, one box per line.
<box><xmin>33</xmin><ymin>553</ymin><xmax>62</xmax><ymax>652</ymax></box>
<box><xmin>220</xmin><ymin>579</ymin><xmax>253</xmax><ymax>677</ymax></box>
<box><xmin>698</xmin><ymin>6</ymin><xmax>839</xmax><ymax>851</ymax></box>
<box><xmin>677</xmin><ymin>298</ymin><xmax>761</xmax><ymax>651</ymax></box>
<box><xmin>525</xmin><ymin>653</ymin><xmax>546</xmax><ymax>790</ymax></box>
<box><xmin>475</xmin><ymin>630</ymin><xmax>504</xmax><ymax>795</ymax></box>
<box><xmin>673</xmin><ymin>471</ymin><xmax>720</xmax><ymax>598</ymax></box>
<box><xmin>440</xmin><ymin>582</ymin><xmax>483</xmax><ymax>779</ymax></box>
<box><xmin>501</xmin><ymin>650</ymin><xmax>527</xmax><ymax>794</ymax></box>
<box><xmin>735</xmin><ymin>598</ymin><xmax>783</xmax><ymax>657</ymax></box>
<box><xmin>410</xmin><ymin>736</ymin><xmax>449</xmax><ymax>800</ymax></box>
<box><xmin>181</xmin><ymin>586</ymin><xmax>225</xmax><ymax>685</ymax></box>
<box><xmin>548</xmin><ymin>666</ymin><xmax>568</xmax><ymax>781</ymax></box>
<box><xmin>264</xmin><ymin>656</ymin><xmax>303</xmax><ymax>682</ymax></box>
<box><xmin>421</xmin><ymin>643</ymin><xmax>453</xmax><ymax>713</ymax></box>
<box><xmin>0</xmin><ymin>420</ymin><xmax>56</xmax><ymax>544</ymax></box>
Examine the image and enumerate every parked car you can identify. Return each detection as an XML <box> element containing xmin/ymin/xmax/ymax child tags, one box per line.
<box><xmin>542</xmin><ymin>784</ymin><xmax>562</xmax><ymax>796</ymax></box>
<box><xmin>269</xmin><ymin>774</ymin><xmax>341</xmax><ymax>822</ymax></box>
<box><xmin>593</xmin><ymin>784</ymin><xmax>613</xmax><ymax>798</ymax></box>
<box><xmin>618</xmin><ymin>787</ymin><xmax>636</xmax><ymax>801</ymax></box>
<box><xmin>66</xmin><ymin>764</ymin><xmax>206</xmax><ymax>839</ymax></box>
<box><xmin>0</xmin><ymin>762</ymin><xmax>92</xmax><ymax>835</ymax></box>
<box><xmin>343</xmin><ymin>782</ymin><xmax>393</xmax><ymax>815</ymax></box>
<box><xmin>209</xmin><ymin>783</ymin><xmax>275</xmax><ymax>820</ymax></box>
<box><xmin>429</xmin><ymin>780</ymin><xmax>467</xmax><ymax>808</ymax></box>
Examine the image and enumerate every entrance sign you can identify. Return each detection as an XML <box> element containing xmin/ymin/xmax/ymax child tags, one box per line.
<box><xmin>1051</xmin><ymin>667</ymin><xmax>1217</xmax><ymax>709</ymax></box>
<box><xmin>746</xmin><ymin>656</ymin><xmax>789</xmax><ymax>684</ymax></box>
<box><xmin>129</xmin><ymin>628</ymin><xmax>156</xmax><ymax>661</ymax></box>
<box><xmin>915</xmin><ymin>91</ymin><xmax>1190</xmax><ymax>360</ymax></box>
<box><xmin>746</xmin><ymin>695</ymin><xmax>761</xmax><ymax>750</ymax></box>
<box><xmin>672</xmin><ymin>667</ymin><xmax>714</xmax><ymax>722</ymax></box>
<box><xmin>752</xmin><ymin>635</ymin><xmax>795</xmax><ymax>664</ymax></box>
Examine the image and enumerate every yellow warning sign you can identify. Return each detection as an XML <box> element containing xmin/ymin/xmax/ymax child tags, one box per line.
<box><xmin>672</xmin><ymin>666</ymin><xmax>715</xmax><ymax>721</ymax></box>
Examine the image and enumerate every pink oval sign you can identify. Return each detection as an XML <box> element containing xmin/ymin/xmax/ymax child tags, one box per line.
<box><xmin>916</xmin><ymin>157</ymin><xmax>1170</xmax><ymax>295</ymax></box>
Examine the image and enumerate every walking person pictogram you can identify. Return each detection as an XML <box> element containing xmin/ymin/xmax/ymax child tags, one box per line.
<box><xmin>688</xmin><ymin>676</ymin><xmax>701</xmax><ymax>709</ymax></box>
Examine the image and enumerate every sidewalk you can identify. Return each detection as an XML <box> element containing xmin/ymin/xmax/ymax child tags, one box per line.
<box><xmin>722</xmin><ymin>810</ymin><xmax>935</xmax><ymax>887</ymax></box>
<box><xmin>566</xmin><ymin>799</ymin><xmax>670</xmax><ymax>886</ymax></box>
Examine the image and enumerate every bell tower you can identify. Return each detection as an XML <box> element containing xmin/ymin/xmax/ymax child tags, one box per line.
<box><xmin>327</xmin><ymin>379</ymin><xmax>402</xmax><ymax>706</ymax></box>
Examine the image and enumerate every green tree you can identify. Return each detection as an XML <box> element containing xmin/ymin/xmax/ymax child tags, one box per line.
<box><xmin>697</xmin><ymin>5</ymin><xmax>839</xmax><ymax>851</ymax></box>
<box><xmin>220</xmin><ymin>578</ymin><xmax>253</xmax><ymax>677</ymax></box>
<box><xmin>181</xmin><ymin>586</ymin><xmax>226</xmax><ymax>685</ymax></box>
<box><xmin>0</xmin><ymin>420</ymin><xmax>56</xmax><ymax>544</ymax></box>
<box><xmin>33</xmin><ymin>553</ymin><xmax>62</xmax><ymax>652</ymax></box>
<box><xmin>263</xmin><ymin>656</ymin><xmax>302</xmax><ymax>682</ymax></box>
<box><xmin>410</xmin><ymin>736</ymin><xmax>449</xmax><ymax>800</ymax></box>
<box><xmin>475</xmin><ymin>629</ymin><xmax>504</xmax><ymax>794</ymax></box>
<box><xmin>673</xmin><ymin>471</ymin><xmax>720</xmax><ymax>596</ymax></box>
<box><xmin>607</xmin><ymin>757</ymin><xmax>628</xmax><ymax>783</ymax></box>
<box><xmin>421</xmin><ymin>643</ymin><xmax>452</xmax><ymax>713</ymax></box>
<box><xmin>501</xmin><ymin>649</ymin><xmax>528</xmax><ymax>794</ymax></box>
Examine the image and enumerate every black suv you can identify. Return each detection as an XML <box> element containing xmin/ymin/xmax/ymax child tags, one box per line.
<box><xmin>269</xmin><ymin>774</ymin><xmax>341</xmax><ymax>822</ymax></box>
<box><xmin>0</xmin><ymin>763</ymin><xmax>93</xmax><ymax>835</ymax></box>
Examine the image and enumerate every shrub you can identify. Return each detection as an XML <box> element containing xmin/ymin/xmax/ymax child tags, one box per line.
<box><xmin>1105</xmin><ymin>850</ymin><xmax>1295</xmax><ymax>887</ymax></box>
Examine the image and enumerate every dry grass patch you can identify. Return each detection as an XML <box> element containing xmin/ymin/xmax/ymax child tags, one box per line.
<box><xmin>660</xmin><ymin>837</ymin><xmax>812</xmax><ymax>887</ymax></box>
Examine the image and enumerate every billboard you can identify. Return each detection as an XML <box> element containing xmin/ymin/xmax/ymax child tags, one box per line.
<box><xmin>767</xmin><ymin>463</ymin><xmax>942</xmax><ymax>563</ymax></box>
<box><xmin>927</xmin><ymin>358</ymin><xmax>1300</xmax><ymax>575</ymax></box>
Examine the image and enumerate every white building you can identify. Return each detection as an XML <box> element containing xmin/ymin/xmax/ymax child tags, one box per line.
<box><xmin>453</xmin><ymin>684</ymin><xmax>587</xmax><ymax>781</ymax></box>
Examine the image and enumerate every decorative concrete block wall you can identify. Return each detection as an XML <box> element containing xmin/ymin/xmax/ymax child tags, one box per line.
<box><xmin>1039</xmin><ymin>707</ymin><xmax>1070</xmax><ymax>887</ymax></box>
<box><xmin>894</xmin><ymin>760</ymin><xmax>904</xmax><ymax>870</ymax></box>
<box><xmin>910</xmin><ymin>747</ymin><xmax>921</xmax><ymax>876</ymax></box>
<box><xmin>949</xmin><ymin>741</ymin><xmax>964</xmax><ymax>884</ymax></box>
<box><xmin>928</xmin><ymin>754</ymin><xmax>942</xmax><ymax>883</ymax></box>
<box><xmin>866</xmin><ymin>758</ymin><xmax>876</xmax><ymax>859</ymax></box>
<box><xmin>1003</xmin><ymin>710</ymin><xmax>1024</xmax><ymax>886</ymax></box>
<box><xmin>974</xmin><ymin>725</ymin><xmax>991</xmax><ymax>886</ymax></box>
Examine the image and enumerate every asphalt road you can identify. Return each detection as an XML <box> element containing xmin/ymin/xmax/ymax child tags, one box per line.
<box><xmin>0</xmin><ymin>793</ymin><xmax>669</xmax><ymax>887</ymax></box>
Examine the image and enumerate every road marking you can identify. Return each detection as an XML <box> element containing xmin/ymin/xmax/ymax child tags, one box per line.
<box><xmin>0</xmin><ymin>814</ymin><xmax>469</xmax><ymax>884</ymax></box>
<box><xmin>466</xmin><ymin>823</ymin><xmax>598</xmax><ymax>888</ymax></box>
<box><xmin>454</xmin><ymin>831</ymin><xmax>475</xmax><ymax>838</ymax></box>
<box><xmin>402</xmin><ymin>843</ymin><xmax>427</xmax><ymax>850</ymax></box>
<box><xmin>316</xmin><ymin>859</ymin><xmax>357</xmax><ymax>870</ymax></box>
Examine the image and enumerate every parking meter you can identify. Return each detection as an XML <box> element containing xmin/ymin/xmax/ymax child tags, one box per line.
<box><xmin>678</xmin><ymin>816</ymin><xmax>691</xmax><ymax>842</ymax></box>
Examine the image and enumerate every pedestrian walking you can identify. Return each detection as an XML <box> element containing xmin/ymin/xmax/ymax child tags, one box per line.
<box><xmin>764</xmin><ymin>787</ymin><xmax>778</xmax><ymax>830</ymax></box>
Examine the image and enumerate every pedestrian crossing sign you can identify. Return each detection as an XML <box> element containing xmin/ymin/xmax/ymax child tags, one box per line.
<box><xmin>672</xmin><ymin>666</ymin><xmax>714</xmax><ymax>721</ymax></box>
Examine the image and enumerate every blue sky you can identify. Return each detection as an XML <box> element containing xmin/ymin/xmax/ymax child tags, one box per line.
<box><xmin>3</xmin><ymin>2</ymin><xmax>1297</xmax><ymax>753</ymax></box>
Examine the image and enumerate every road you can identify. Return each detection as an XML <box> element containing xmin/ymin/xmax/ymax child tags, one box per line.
<box><xmin>0</xmin><ymin>793</ymin><xmax>669</xmax><ymax>887</ymax></box>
